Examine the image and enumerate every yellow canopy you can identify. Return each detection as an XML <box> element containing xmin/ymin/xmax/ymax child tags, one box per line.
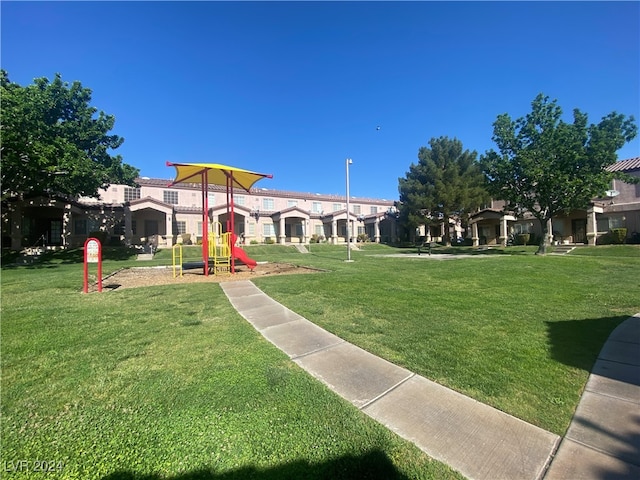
<box><xmin>166</xmin><ymin>161</ymin><xmax>272</xmax><ymax>192</ymax></box>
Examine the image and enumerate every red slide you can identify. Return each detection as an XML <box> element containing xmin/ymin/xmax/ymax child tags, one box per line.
<box><xmin>232</xmin><ymin>245</ymin><xmax>257</xmax><ymax>270</ymax></box>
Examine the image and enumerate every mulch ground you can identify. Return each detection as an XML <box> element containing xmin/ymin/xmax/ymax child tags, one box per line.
<box><xmin>92</xmin><ymin>262</ymin><xmax>321</xmax><ymax>292</ymax></box>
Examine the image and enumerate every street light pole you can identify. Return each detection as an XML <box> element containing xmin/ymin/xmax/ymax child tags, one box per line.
<box><xmin>346</xmin><ymin>158</ymin><xmax>353</xmax><ymax>262</ymax></box>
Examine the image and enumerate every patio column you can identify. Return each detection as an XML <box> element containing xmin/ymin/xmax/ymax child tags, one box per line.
<box><xmin>124</xmin><ymin>205</ymin><xmax>132</xmax><ymax>246</ymax></box>
<box><xmin>331</xmin><ymin>220</ymin><xmax>337</xmax><ymax>244</ymax></box>
<box><xmin>211</xmin><ymin>214</ymin><xmax>219</xmax><ymax>234</ymax></box>
<box><xmin>586</xmin><ymin>206</ymin><xmax>602</xmax><ymax>246</ymax></box>
<box><xmin>499</xmin><ymin>216</ymin><xmax>508</xmax><ymax>246</ymax></box>
<box><xmin>374</xmin><ymin>217</ymin><xmax>380</xmax><ymax>243</ymax></box>
<box><xmin>165</xmin><ymin>213</ymin><xmax>174</xmax><ymax>247</ymax></box>
<box><xmin>471</xmin><ymin>222</ymin><xmax>479</xmax><ymax>247</ymax></box>
<box><xmin>62</xmin><ymin>203</ymin><xmax>72</xmax><ymax>248</ymax></box>
<box><xmin>545</xmin><ymin>219</ymin><xmax>552</xmax><ymax>245</ymax></box>
<box><xmin>278</xmin><ymin>217</ymin><xmax>285</xmax><ymax>244</ymax></box>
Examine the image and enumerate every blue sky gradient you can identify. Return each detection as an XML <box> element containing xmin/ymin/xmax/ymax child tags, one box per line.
<box><xmin>2</xmin><ymin>1</ymin><xmax>638</xmax><ymax>200</ymax></box>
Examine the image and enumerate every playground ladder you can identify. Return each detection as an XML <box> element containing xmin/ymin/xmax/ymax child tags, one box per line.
<box><xmin>208</xmin><ymin>225</ymin><xmax>231</xmax><ymax>275</ymax></box>
<box><xmin>172</xmin><ymin>244</ymin><xmax>183</xmax><ymax>277</ymax></box>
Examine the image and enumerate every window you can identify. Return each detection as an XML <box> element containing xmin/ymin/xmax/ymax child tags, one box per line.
<box><xmin>353</xmin><ymin>205</ymin><xmax>361</xmax><ymax>214</ymax></box>
<box><xmin>74</xmin><ymin>219</ymin><xmax>87</xmax><ymax>235</ymax></box>
<box><xmin>315</xmin><ymin>225</ymin><xmax>323</xmax><ymax>236</ymax></box>
<box><xmin>174</xmin><ymin>221</ymin><xmax>186</xmax><ymax>234</ymax></box>
<box><xmin>248</xmin><ymin>223</ymin><xmax>255</xmax><ymax>235</ymax></box>
<box><xmin>50</xmin><ymin>221</ymin><xmax>62</xmax><ymax>245</ymax></box>
<box><xmin>164</xmin><ymin>190</ymin><xmax>179</xmax><ymax>205</ymax></box>
<box><xmin>597</xmin><ymin>215</ymin><xmax>625</xmax><ymax>232</ymax></box>
<box><xmin>197</xmin><ymin>222</ymin><xmax>202</xmax><ymax>236</ymax></box>
<box><xmin>263</xmin><ymin>223</ymin><xmax>275</xmax><ymax>237</ymax></box>
<box><xmin>333</xmin><ymin>203</ymin><xmax>342</xmax><ymax>212</ymax></box>
<box><xmin>124</xmin><ymin>187</ymin><xmax>141</xmax><ymax>202</ymax></box>
<box><xmin>287</xmin><ymin>200</ymin><xmax>297</xmax><ymax>208</ymax></box>
<box><xmin>370</xmin><ymin>206</ymin><xmax>377</xmax><ymax>214</ymax></box>
<box><xmin>235</xmin><ymin>195</ymin><xmax>245</xmax><ymax>206</ymax></box>
<box><xmin>513</xmin><ymin>223</ymin><xmax>531</xmax><ymax>234</ymax></box>
<box><xmin>262</xmin><ymin>198</ymin><xmax>274</xmax><ymax>210</ymax></box>
<box><xmin>131</xmin><ymin>220</ymin><xmax>137</xmax><ymax>235</ymax></box>
<box><xmin>312</xmin><ymin>202</ymin><xmax>322</xmax><ymax>213</ymax></box>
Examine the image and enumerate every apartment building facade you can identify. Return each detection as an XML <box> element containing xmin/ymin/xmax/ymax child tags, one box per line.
<box><xmin>468</xmin><ymin>157</ymin><xmax>640</xmax><ymax>246</ymax></box>
<box><xmin>2</xmin><ymin>177</ymin><xmax>398</xmax><ymax>250</ymax></box>
<box><xmin>4</xmin><ymin>158</ymin><xmax>638</xmax><ymax>251</ymax></box>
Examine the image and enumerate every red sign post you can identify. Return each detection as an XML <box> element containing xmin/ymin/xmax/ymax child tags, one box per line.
<box><xmin>83</xmin><ymin>238</ymin><xmax>103</xmax><ymax>293</ymax></box>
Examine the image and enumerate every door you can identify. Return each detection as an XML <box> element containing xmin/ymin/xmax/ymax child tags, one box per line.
<box><xmin>572</xmin><ymin>219</ymin><xmax>587</xmax><ymax>244</ymax></box>
<box><xmin>144</xmin><ymin>220</ymin><xmax>159</xmax><ymax>237</ymax></box>
<box><xmin>49</xmin><ymin>220</ymin><xmax>62</xmax><ymax>245</ymax></box>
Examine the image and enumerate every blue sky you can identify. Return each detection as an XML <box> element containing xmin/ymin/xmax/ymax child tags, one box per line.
<box><xmin>2</xmin><ymin>1</ymin><xmax>638</xmax><ymax>201</ymax></box>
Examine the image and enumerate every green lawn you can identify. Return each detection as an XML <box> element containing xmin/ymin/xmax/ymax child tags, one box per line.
<box><xmin>2</xmin><ymin>244</ymin><xmax>638</xmax><ymax>478</ymax></box>
<box><xmin>0</xmin><ymin>254</ymin><xmax>460</xmax><ymax>480</ymax></box>
<box><xmin>243</xmin><ymin>243</ymin><xmax>640</xmax><ymax>435</ymax></box>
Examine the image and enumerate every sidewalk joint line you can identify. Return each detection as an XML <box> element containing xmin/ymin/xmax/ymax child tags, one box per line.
<box><xmin>582</xmin><ymin>388</ymin><xmax>640</xmax><ymax>405</ymax></box>
<box><xmin>360</xmin><ymin>373</ymin><xmax>415</xmax><ymax>411</ymax></box>
<box><xmin>563</xmin><ymin>437</ymin><xmax>640</xmax><ymax>467</ymax></box>
<box><xmin>291</xmin><ymin>340</ymin><xmax>346</xmax><ymax>360</ymax></box>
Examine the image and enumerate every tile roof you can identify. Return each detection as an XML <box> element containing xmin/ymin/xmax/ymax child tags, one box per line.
<box><xmin>136</xmin><ymin>177</ymin><xmax>395</xmax><ymax>205</ymax></box>
<box><xmin>606</xmin><ymin>157</ymin><xmax>640</xmax><ymax>172</ymax></box>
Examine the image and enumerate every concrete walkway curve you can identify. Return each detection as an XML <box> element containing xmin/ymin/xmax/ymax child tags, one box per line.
<box><xmin>221</xmin><ymin>280</ymin><xmax>639</xmax><ymax>480</ymax></box>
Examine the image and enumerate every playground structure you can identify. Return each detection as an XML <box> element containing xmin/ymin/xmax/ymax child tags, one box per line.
<box><xmin>167</xmin><ymin>162</ymin><xmax>271</xmax><ymax>276</ymax></box>
<box><xmin>172</xmin><ymin>222</ymin><xmax>257</xmax><ymax>277</ymax></box>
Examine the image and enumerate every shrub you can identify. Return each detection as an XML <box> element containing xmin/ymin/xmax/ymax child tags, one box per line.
<box><xmin>107</xmin><ymin>235</ymin><xmax>123</xmax><ymax>247</ymax></box>
<box><xmin>88</xmin><ymin>231</ymin><xmax>108</xmax><ymax>244</ymax></box>
<box><xmin>357</xmin><ymin>233</ymin><xmax>370</xmax><ymax>243</ymax></box>
<box><xmin>516</xmin><ymin>234</ymin><xmax>530</xmax><ymax>246</ymax></box>
<box><xmin>610</xmin><ymin>228</ymin><xmax>627</xmax><ymax>244</ymax></box>
<box><xmin>264</xmin><ymin>237</ymin><xmax>275</xmax><ymax>245</ymax></box>
<box><xmin>250</xmin><ymin>239</ymin><xmax>259</xmax><ymax>245</ymax></box>
<box><xmin>311</xmin><ymin>234</ymin><xmax>324</xmax><ymax>243</ymax></box>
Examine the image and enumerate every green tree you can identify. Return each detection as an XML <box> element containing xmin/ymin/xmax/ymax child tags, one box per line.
<box><xmin>398</xmin><ymin>136</ymin><xmax>488</xmax><ymax>246</ymax></box>
<box><xmin>480</xmin><ymin>94</ymin><xmax>637</xmax><ymax>254</ymax></box>
<box><xmin>0</xmin><ymin>70</ymin><xmax>138</xmax><ymax>201</ymax></box>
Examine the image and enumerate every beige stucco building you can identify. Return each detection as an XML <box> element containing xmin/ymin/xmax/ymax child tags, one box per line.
<box><xmin>3</xmin><ymin>177</ymin><xmax>398</xmax><ymax>250</ymax></box>
<box><xmin>4</xmin><ymin>158</ymin><xmax>639</xmax><ymax>251</ymax></box>
<box><xmin>468</xmin><ymin>157</ymin><xmax>640</xmax><ymax>246</ymax></box>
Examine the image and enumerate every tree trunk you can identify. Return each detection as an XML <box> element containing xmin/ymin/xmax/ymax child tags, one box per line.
<box><xmin>535</xmin><ymin>215</ymin><xmax>551</xmax><ymax>255</ymax></box>
<box><xmin>443</xmin><ymin>214</ymin><xmax>452</xmax><ymax>246</ymax></box>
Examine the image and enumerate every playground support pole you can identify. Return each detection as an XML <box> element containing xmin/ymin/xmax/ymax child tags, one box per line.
<box><xmin>228</xmin><ymin>172</ymin><xmax>236</xmax><ymax>273</ymax></box>
<box><xmin>202</xmin><ymin>170</ymin><xmax>209</xmax><ymax>276</ymax></box>
<box><xmin>346</xmin><ymin>158</ymin><xmax>353</xmax><ymax>262</ymax></box>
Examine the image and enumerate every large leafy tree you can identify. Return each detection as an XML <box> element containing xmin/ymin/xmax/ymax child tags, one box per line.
<box><xmin>1</xmin><ymin>70</ymin><xmax>139</xmax><ymax>201</ymax></box>
<box><xmin>480</xmin><ymin>94</ymin><xmax>637</xmax><ymax>254</ymax></box>
<box><xmin>398</xmin><ymin>136</ymin><xmax>488</xmax><ymax>245</ymax></box>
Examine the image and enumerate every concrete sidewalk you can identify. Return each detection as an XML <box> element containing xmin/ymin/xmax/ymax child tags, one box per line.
<box><xmin>221</xmin><ymin>281</ymin><xmax>639</xmax><ymax>480</ymax></box>
<box><xmin>544</xmin><ymin>313</ymin><xmax>640</xmax><ymax>479</ymax></box>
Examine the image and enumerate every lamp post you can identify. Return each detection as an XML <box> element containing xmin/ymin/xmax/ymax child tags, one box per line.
<box><xmin>346</xmin><ymin>158</ymin><xmax>353</xmax><ymax>262</ymax></box>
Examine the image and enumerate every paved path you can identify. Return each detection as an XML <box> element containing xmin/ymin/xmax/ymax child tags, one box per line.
<box><xmin>221</xmin><ymin>281</ymin><xmax>639</xmax><ymax>479</ymax></box>
<box><xmin>544</xmin><ymin>314</ymin><xmax>640</xmax><ymax>479</ymax></box>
